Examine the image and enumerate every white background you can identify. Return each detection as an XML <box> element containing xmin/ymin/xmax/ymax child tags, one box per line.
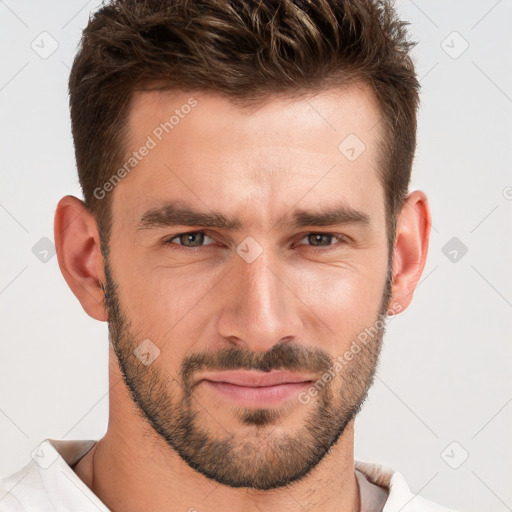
<box><xmin>1</xmin><ymin>1</ymin><xmax>511</xmax><ymax>511</ymax></box>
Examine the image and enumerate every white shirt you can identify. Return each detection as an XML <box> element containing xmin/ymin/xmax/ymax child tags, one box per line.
<box><xmin>0</xmin><ymin>439</ymin><xmax>459</xmax><ymax>511</ymax></box>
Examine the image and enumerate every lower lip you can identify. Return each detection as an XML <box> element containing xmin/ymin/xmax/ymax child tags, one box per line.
<box><xmin>202</xmin><ymin>380</ymin><xmax>311</xmax><ymax>407</ymax></box>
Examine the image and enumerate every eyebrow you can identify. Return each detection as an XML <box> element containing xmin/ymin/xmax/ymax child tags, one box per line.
<box><xmin>136</xmin><ymin>200</ymin><xmax>370</xmax><ymax>231</ymax></box>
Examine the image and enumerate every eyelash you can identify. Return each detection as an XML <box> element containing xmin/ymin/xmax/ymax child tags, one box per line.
<box><xmin>163</xmin><ymin>231</ymin><xmax>350</xmax><ymax>253</ymax></box>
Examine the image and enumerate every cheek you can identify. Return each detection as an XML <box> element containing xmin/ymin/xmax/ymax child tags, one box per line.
<box><xmin>112</xmin><ymin>257</ymin><xmax>224</xmax><ymax>349</ymax></box>
<box><xmin>290</xmin><ymin>259</ymin><xmax>388</xmax><ymax>348</ymax></box>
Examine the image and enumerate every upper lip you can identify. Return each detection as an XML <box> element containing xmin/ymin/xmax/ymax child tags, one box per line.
<box><xmin>199</xmin><ymin>370</ymin><xmax>314</xmax><ymax>387</ymax></box>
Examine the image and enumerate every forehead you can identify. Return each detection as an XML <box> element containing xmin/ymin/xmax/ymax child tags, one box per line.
<box><xmin>112</xmin><ymin>84</ymin><xmax>385</xmax><ymax>231</ymax></box>
<box><xmin>127</xmin><ymin>83</ymin><xmax>382</xmax><ymax>153</ymax></box>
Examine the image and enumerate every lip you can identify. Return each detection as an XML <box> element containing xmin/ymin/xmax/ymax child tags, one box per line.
<box><xmin>198</xmin><ymin>370</ymin><xmax>315</xmax><ymax>387</ymax></box>
<box><xmin>197</xmin><ymin>370</ymin><xmax>314</xmax><ymax>408</ymax></box>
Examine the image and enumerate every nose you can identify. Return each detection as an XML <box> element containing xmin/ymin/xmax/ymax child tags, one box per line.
<box><xmin>216</xmin><ymin>246</ymin><xmax>303</xmax><ymax>353</ymax></box>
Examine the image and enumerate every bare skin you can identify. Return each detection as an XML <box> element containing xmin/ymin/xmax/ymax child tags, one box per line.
<box><xmin>54</xmin><ymin>83</ymin><xmax>431</xmax><ymax>512</ymax></box>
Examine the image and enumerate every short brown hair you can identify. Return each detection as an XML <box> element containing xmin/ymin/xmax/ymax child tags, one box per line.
<box><xmin>69</xmin><ymin>0</ymin><xmax>420</xmax><ymax>256</ymax></box>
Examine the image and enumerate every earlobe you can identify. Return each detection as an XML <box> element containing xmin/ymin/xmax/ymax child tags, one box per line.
<box><xmin>389</xmin><ymin>190</ymin><xmax>432</xmax><ymax>314</ymax></box>
<box><xmin>53</xmin><ymin>195</ymin><xmax>108</xmax><ymax>322</ymax></box>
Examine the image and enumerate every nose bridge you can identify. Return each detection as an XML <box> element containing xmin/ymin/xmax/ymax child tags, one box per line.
<box><xmin>217</xmin><ymin>244</ymin><xmax>301</xmax><ymax>351</ymax></box>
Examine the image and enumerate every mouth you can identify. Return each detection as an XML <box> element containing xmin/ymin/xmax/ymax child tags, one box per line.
<box><xmin>197</xmin><ymin>370</ymin><xmax>314</xmax><ymax>408</ymax></box>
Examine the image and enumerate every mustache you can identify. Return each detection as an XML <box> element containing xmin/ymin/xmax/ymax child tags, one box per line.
<box><xmin>180</xmin><ymin>343</ymin><xmax>333</xmax><ymax>385</ymax></box>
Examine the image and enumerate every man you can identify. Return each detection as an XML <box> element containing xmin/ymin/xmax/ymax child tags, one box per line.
<box><xmin>0</xmin><ymin>0</ymin><xmax>459</xmax><ymax>510</ymax></box>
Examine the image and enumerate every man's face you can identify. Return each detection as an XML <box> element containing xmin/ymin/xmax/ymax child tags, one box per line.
<box><xmin>103</xmin><ymin>85</ymin><xmax>392</xmax><ymax>489</ymax></box>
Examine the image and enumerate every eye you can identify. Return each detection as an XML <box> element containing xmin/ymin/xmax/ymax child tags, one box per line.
<box><xmin>165</xmin><ymin>231</ymin><xmax>216</xmax><ymax>248</ymax></box>
<box><xmin>296</xmin><ymin>233</ymin><xmax>348</xmax><ymax>248</ymax></box>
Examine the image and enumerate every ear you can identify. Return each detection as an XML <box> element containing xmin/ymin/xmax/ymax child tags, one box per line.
<box><xmin>53</xmin><ymin>195</ymin><xmax>108</xmax><ymax>321</ymax></box>
<box><xmin>389</xmin><ymin>190</ymin><xmax>432</xmax><ymax>315</ymax></box>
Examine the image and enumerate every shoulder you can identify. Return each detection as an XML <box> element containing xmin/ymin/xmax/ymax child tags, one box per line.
<box><xmin>355</xmin><ymin>459</ymin><xmax>463</xmax><ymax>512</ymax></box>
<box><xmin>0</xmin><ymin>460</ymin><xmax>52</xmax><ymax>512</ymax></box>
<box><xmin>0</xmin><ymin>439</ymin><xmax>108</xmax><ymax>512</ymax></box>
